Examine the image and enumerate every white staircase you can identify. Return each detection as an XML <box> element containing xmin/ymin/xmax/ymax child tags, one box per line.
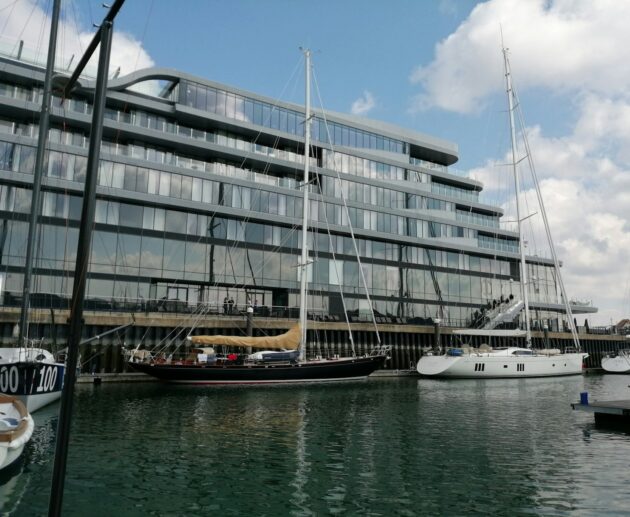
<box><xmin>481</xmin><ymin>299</ymin><xmax>524</xmax><ymax>330</ymax></box>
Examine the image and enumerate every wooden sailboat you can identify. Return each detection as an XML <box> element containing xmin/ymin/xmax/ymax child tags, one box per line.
<box><xmin>128</xmin><ymin>50</ymin><xmax>388</xmax><ymax>384</ymax></box>
<box><xmin>417</xmin><ymin>46</ymin><xmax>587</xmax><ymax>379</ymax></box>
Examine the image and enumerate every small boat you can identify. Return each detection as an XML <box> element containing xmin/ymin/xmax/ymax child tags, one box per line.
<box><xmin>0</xmin><ymin>347</ymin><xmax>65</xmax><ymax>413</ymax></box>
<box><xmin>0</xmin><ymin>394</ymin><xmax>34</xmax><ymax>471</ymax></box>
<box><xmin>417</xmin><ymin>46</ymin><xmax>588</xmax><ymax>379</ymax></box>
<box><xmin>128</xmin><ymin>50</ymin><xmax>389</xmax><ymax>384</ymax></box>
<box><xmin>601</xmin><ymin>350</ymin><xmax>630</xmax><ymax>374</ymax></box>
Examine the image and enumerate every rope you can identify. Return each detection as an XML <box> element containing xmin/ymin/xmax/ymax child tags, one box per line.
<box><xmin>312</xmin><ymin>66</ymin><xmax>381</xmax><ymax>347</ymax></box>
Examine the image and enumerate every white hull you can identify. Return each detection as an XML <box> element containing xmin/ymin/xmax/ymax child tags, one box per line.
<box><xmin>601</xmin><ymin>353</ymin><xmax>630</xmax><ymax>374</ymax></box>
<box><xmin>20</xmin><ymin>390</ymin><xmax>62</xmax><ymax>413</ymax></box>
<box><xmin>0</xmin><ymin>348</ymin><xmax>64</xmax><ymax>412</ymax></box>
<box><xmin>418</xmin><ymin>350</ymin><xmax>587</xmax><ymax>378</ymax></box>
<box><xmin>0</xmin><ymin>442</ymin><xmax>27</xmax><ymax>470</ymax></box>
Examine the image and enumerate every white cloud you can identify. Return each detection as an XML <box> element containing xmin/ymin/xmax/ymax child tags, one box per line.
<box><xmin>420</xmin><ymin>0</ymin><xmax>630</xmax><ymax>324</ymax></box>
<box><xmin>0</xmin><ymin>0</ymin><xmax>154</xmax><ymax>80</ymax></box>
<box><xmin>351</xmin><ymin>90</ymin><xmax>376</xmax><ymax>116</ymax></box>
<box><xmin>410</xmin><ymin>0</ymin><xmax>630</xmax><ymax>114</ymax></box>
<box><xmin>469</xmin><ymin>114</ymin><xmax>630</xmax><ymax>325</ymax></box>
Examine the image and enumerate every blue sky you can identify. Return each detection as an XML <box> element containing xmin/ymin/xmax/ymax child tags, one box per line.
<box><xmin>2</xmin><ymin>0</ymin><xmax>629</xmax><ymax>324</ymax></box>
<box><xmin>91</xmin><ymin>0</ymin><xmax>496</xmax><ymax>169</ymax></box>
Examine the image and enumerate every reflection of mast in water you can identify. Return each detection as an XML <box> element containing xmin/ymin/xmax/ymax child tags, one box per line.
<box><xmin>291</xmin><ymin>393</ymin><xmax>310</xmax><ymax>512</ymax></box>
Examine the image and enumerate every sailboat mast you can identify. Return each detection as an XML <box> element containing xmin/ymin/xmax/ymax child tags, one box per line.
<box><xmin>17</xmin><ymin>0</ymin><xmax>61</xmax><ymax>346</ymax></box>
<box><xmin>503</xmin><ymin>48</ymin><xmax>532</xmax><ymax>347</ymax></box>
<box><xmin>298</xmin><ymin>49</ymin><xmax>312</xmax><ymax>361</ymax></box>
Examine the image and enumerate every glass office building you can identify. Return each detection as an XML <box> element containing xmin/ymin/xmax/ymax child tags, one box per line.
<box><xmin>0</xmin><ymin>54</ymin><xmax>590</xmax><ymax>330</ymax></box>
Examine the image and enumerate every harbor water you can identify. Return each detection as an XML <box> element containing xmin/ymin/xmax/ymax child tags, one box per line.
<box><xmin>2</xmin><ymin>374</ymin><xmax>630</xmax><ymax>516</ymax></box>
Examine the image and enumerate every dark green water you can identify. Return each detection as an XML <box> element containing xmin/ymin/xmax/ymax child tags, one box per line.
<box><xmin>2</xmin><ymin>374</ymin><xmax>630</xmax><ymax>516</ymax></box>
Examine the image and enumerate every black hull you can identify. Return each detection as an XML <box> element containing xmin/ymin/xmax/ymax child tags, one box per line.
<box><xmin>0</xmin><ymin>361</ymin><xmax>64</xmax><ymax>397</ymax></box>
<box><xmin>0</xmin><ymin>361</ymin><xmax>65</xmax><ymax>412</ymax></box>
<box><xmin>128</xmin><ymin>356</ymin><xmax>387</xmax><ymax>384</ymax></box>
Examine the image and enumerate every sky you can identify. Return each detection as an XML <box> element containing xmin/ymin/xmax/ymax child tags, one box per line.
<box><xmin>1</xmin><ymin>0</ymin><xmax>629</xmax><ymax>325</ymax></box>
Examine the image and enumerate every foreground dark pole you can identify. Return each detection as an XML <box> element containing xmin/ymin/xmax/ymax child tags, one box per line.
<box><xmin>48</xmin><ymin>21</ymin><xmax>113</xmax><ymax>517</ymax></box>
<box><xmin>17</xmin><ymin>0</ymin><xmax>61</xmax><ymax>346</ymax></box>
<box><xmin>60</xmin><ymin>0</ymin><xmax>125</xmax><ymax>100</ymax></box>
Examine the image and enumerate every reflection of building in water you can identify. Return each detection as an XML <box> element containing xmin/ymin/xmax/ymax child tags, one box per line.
<box><xmin>0</xmin><ymin>50</ymin><xmax>596</xmax><ymax>336</ymax></box>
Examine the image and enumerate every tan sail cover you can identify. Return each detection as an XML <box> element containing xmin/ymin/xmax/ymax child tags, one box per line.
<box><xmin>189</xmin><ymin>324</ymin><xmax>300</xmax><ymax>351</ymax></box>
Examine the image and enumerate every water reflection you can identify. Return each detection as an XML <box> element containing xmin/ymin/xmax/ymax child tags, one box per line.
<box><xmin>2</xmin><ymin>376</ymin><xmax>630</xmax><ymax>515</ymax></box>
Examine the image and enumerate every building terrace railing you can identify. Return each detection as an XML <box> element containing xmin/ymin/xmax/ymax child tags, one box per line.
<box><xmin>0</xmin><ymin>290</ymin><xmax>613</xmax><ymax>335</ymax></box>
<box><xmin>1</xmin><ymin>290</ymin><xmax>471</xmax><ymax>326</ymax></box>
<box><xmin>409</xmin><ymin>157</ymin><xmax>470</xmax><ymax>179</ymax></box>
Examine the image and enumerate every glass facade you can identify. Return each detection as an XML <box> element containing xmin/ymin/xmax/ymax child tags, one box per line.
<box><xmin>0</xmin><ymin>60</ymin><xmax>563</xmax><ymax>328</ymax></box>
<box><xmin>180</xmin><ymin>80</ymin><xmax>406</xmax><ymax>154</ymax></box>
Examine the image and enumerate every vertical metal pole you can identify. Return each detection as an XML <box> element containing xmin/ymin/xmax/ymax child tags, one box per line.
<box><xmin>503</xmin><ymin>48</ymin><xmax>532</xmax><ymax>348</ymax></box>
<box><xmin>543</xmin><ymin>324</ymin><xmax>550</xmax><ymax>349</ymax></box>
<box><xmin>433</xmin><ymin>319</ymin><xmax>441</xmax><ymax>353</ymax></box>
<box><xmin>18</xmin><ymin>0</ymin><xmax>61</xmax><ymax>346</ymax></box>
<box><xmin>48</xmin><ymin>21</ymin><xmax>113</xmax><ymax>517</ymax></box>
<box><xmin>246</xmin><ymin>306</ymin><xmax>254</xmax><ymax>354</ymax></box>
<box><xmin>298</xmin><ymin>49</ymin><xmax>311</xmax><ymax>361</ymax></box>
<box><xmin>246</xmin><ymin>306</ymin><xmax>253</xmax><ymax>336</ymax></box>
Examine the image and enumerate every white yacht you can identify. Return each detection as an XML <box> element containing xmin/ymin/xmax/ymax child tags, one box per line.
<box><xmin>418</xmin><ymin>330</ymin><xmax>586</xmax><ymax>378</ymax></box>
<box><xmin>417</xmin><ymin>46</ymin><xmax>588</xmax><ymax>379</ymax></box>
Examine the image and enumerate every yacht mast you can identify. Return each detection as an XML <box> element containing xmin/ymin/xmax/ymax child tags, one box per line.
<box><xmin>298</xmin><ymin>49</ymin><xmax>312</xmax><ymax>361</ymax></box>
<box><xmin>503</xmin><ymin>47</ymin><xmax>532</xmax><ymax>347</ymax></box>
